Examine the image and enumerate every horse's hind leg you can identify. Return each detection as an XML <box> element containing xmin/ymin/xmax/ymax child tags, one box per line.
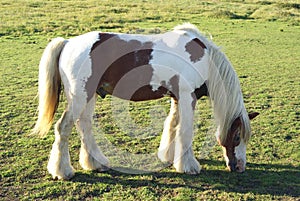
<box><xmin>158</xmin><ymin>98</ymin><xmax>178</xmax><ymax>164</ymax></box>
<box><xmin>76</xmin><ymin>95</ymin><xmax>109</xmax><ymax>171</ymax></box>
<box><xmin>47</xmin><ymin>109</ymin><xmax>75</xmax><ymax>180</ymax></box>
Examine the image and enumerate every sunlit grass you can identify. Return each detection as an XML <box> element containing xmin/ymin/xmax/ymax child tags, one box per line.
<box><xmin>0</xmin><ymin>0</ymin><xmax>299</xmax><ymax>200</ymax></box>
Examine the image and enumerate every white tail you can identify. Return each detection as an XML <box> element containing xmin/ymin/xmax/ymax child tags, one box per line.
<box><xmin>32</xmin><ymin>37</ymin><xmax>67</xmax><ymax>136</ymax></box>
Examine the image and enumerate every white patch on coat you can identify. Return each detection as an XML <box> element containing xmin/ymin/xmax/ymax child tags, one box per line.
<box><xmin>235</xmin><ymin>140</ymin><xmax>247</xmax><ymax>171</ymax></box>
<box><xmin>149</xmin><ymin>30</ymin><xmax>209</xmax><ymax>92</ymax></box>
<box><xmin>160</xmin><ymin>31</ymin><xmax>181</xmax><ymax>48</ymax></box>
<box><xmin>59</xmin><ymin>31</ymin><xmax>100</xmax><ymax>120</ymax></box>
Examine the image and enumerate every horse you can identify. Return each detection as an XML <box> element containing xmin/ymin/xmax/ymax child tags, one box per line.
<box><xmin>32</xmin><ymin>23</ymin><xmax>259</xmax><ymax>180</ymax></box>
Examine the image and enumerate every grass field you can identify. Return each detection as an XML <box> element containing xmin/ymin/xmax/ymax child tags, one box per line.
<box><xmin>0</xmin><ymin>0</ymin><xmax>299</xmax><ymax>200</ymax></box>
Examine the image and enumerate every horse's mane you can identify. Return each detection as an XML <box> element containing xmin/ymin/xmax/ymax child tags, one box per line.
<box><xmin>175</xmin><ymin>23</ymin><xmax>251</xmax><ymax>144</ymax></box>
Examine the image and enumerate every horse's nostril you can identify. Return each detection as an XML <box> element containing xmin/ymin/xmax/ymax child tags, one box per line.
<box><xmin>229</xmin><ymin>162</ymin><xmax>237</xmax><ymax>172</ymax></box>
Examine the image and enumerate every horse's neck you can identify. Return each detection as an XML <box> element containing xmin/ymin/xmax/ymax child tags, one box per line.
<box><xmin>206</xmin><ymin>46</ymin><xmax>245</xmax><ymax>143</ymax></box>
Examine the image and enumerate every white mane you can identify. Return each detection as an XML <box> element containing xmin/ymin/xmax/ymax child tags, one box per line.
<box><xmin>175</xmin><ymin>23</ymin><xmax>251</xmax><ymax>144</ymax></box>
<box><xmin>174</xmin><ymin>23</ymin><xmax>202</xmax><ymax>36</ymax></box>
<box><xmin>207</xmin><ymin>48</ymin><xmax>251</xmax><ymax>144</ymax></box>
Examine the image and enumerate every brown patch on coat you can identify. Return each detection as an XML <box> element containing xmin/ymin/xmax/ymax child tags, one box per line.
<box><xmin>222</xmin><ymin>117</ymin><xmax>242</xmax><ymax>171</ymax></box>
<box><xmin>166</xmin><ymin>75</ymin><xmax>180</xmax><ymax>99</ymax></box>
<box><xmin>191</xmin><ymin>82</ymin><xmax>208</xmax><ymax>109</ymax></box>
<box><xmin>87</xmin><ymin>33</ymin><xmax>180</xmax><ymax>102</ymax></box>
<box><xmin>185</xmin><ymin>38</ymin><xmax>207</xmax><ymax>63</ymax></box>
<box><xmin>130</xmin><ymin>74</ymin><xmax>179</xmax><ymax>101</ymax></box>
<box><xmin>91</xmin><ymin>33</ymin><xmax>116</xmax><ymax>52</ymax></box>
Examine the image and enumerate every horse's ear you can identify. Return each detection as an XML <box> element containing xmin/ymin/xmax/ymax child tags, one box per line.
<box><xmin>248</xmin><ymin>112</ymin><xmax>259</xmax><ymax>120</ymax></box>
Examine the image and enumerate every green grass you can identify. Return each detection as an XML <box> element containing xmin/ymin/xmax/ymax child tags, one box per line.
<box><xmin>0</xmin><ymin>0</ymin><xmax>299</xmax><ymax>200</ymax></box>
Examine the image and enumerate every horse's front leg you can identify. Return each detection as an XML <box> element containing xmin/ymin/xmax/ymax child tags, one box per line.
<box><xmin>76</xmin><ymin>95</ymin><xmax>109</xmax><ymax>172</ymax></box>
<box><xmin>158</xmin><ymin>98</ymin><xmax>178</xmax><ymax>164</ymax></box>
<box><xmin>173</xmin><ymin>93</ymin><xmax>201</xmax><ymax>174</ymax></box>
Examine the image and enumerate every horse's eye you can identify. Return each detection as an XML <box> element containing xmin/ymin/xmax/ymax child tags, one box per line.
<box><xmin>234</xmin><ymin>134</ymin><xmax>240</xmax><ymax>142</ymax></box>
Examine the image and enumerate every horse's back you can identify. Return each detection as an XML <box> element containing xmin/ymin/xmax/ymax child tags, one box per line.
<box><xmin>59</xmin><ymin>30</ymin><xmax>209</xmax><ymax>102</ymax></box>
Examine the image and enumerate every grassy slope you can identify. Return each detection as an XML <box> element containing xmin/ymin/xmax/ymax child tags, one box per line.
<box><xmin>0</xmin><ymin>0</ymin><xmax>299</xmax><ymax>200</ymax></box>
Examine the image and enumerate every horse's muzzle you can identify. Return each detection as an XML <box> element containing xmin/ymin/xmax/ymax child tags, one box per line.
<box><xmin>228</xmin><ymin>161</ymin><xmax>237</xmax><ymax>172</ymax></box>
<box><xmin>228</xmin><ymin>159</ymin><xmax>245</xmax><ymax>172</ymax></box>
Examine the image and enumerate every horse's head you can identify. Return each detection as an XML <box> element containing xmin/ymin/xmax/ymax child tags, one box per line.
<box><xmin>218</xmin><ymin>112</ymin><xmax>259</xmax><ymax>172</ymax></box>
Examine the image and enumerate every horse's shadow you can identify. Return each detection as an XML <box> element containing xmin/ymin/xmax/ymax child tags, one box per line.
<box><xmin>71</xmin><ymin>159</ymin><xmax>300</xmax><ymax>198</ymax></box>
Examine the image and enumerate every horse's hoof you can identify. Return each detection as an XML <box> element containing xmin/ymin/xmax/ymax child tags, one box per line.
<box><xmin>185</xmin><ymin>165</ymin><xmax>201</xmax><ymax>175</ymax></box>
<box><xmin>95</xmin><ymin>165</ymin><xmax>110</xmax><ymax>173</ymax></box>
<box><xmin>52</xmin><ymin>172</ymin><xmax>75</xmax><ymax>180</ymax></box>
<box><xmin>186</xmin><ymin>168</ymin><xmax>201</xmax><ymax>175</ymax></box>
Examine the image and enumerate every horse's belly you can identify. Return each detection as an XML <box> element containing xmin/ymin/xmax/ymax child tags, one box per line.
<box><xmin>102</xmin><ymin>84</ymin><xmax>169</xmax><ymax>101</ymax></box>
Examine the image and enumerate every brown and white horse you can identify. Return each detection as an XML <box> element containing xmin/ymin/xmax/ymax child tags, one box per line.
<box><xmin>32</xmin><ymin>23</ymin><xmax>258</xmax><ymax>180</ymax></box>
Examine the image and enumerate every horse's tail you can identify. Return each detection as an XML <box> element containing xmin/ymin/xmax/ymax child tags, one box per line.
<box><xmin>32</xmin><ymin>37</ymin><xmax>67</xmax><ymax>136</ymax></box>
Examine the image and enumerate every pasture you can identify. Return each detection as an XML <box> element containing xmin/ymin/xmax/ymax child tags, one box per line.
<box><xmin>0</xmin><ymin>0</ymin><xmax>299</xmax><ymax>200</ymax></box>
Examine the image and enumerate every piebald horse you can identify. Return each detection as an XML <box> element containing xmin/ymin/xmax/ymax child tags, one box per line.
<box><xmin>33</xmin><ymin>23</ymin><xmax>258</xmax><ymax>180</ymax></box>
